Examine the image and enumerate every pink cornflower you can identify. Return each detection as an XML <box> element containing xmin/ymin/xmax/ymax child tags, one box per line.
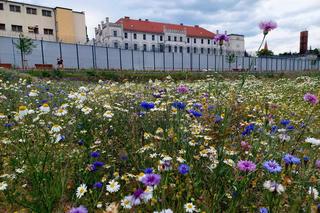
<box><xmin>177</xmin><ymin>85</ymin><xmax>189</xmax><ymax>94</ymax></box>
<box><xmin>240</xmin><ymin>141</ymin><xmax>251</xmax><ymax>151</ymax></box>
<box><xmin>315</xmin><ymin>160</ymin><xmax>320</xmax><ymax>169</ymax></box>
<box><xmin>259</xmin><ymin>21</ymin><xmax>277</xmax><ymax>35</ymax></box>
<box><xmin>237</xmin><ymin>160</ymin><xmax>256</xmax><ymax>172</ymax></box>
<box><xmin>304</xmin><ymin>93</ymin><xmax>319</xmax><ymax>105</ymax></box>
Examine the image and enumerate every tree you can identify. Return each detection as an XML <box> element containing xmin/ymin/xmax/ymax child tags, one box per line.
<box><xmin>14</xmin><ymin>34</ymin><xmax>36</xmax><ymax>69</ymax></box>
<box><xmin>257</xmin><ymin>49</ymin><xmax>274</xmax><ymax>57</ymax></box>
<box><xmin>226</xmin><ymin>52</ymin><xmax>236</xmax><ymax>71</ymax></box>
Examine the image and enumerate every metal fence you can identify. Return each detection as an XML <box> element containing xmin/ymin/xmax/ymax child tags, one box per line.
<box><xmin>1</xmin><ymin>36</ymin><xmax>320</xmax><ymax>71</ymax></box>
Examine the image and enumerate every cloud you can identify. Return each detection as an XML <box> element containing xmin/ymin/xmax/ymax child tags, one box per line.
<box><xmin>15</xmin><ymin>0</ymin><xmax>320</xmax><ymax>53</ymax></box>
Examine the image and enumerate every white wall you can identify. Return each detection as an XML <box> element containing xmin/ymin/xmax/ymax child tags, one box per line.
<box><xmin>73</xmin><ymin>12</ymin><xmax>87</xmax><ymax>43</ymax></box>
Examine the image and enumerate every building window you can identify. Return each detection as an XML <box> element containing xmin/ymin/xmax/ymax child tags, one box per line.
<box><xmin>143</xmin><ymin>44</ymin><xmax>147</xmax><ymax>51</ymax></box>
<box><xmin>0</xmin><ymin>3</ymin><xmax>3</xmax><ymax>10</ymax></box>
<box><xmin>114</xmin><ymin>42</ymin><xmax>118</xmax><ymax>48</ymax></box>
<box><xmin>28</xmin><ymin>26</ymin><xmax>39</xmax><ymax>34</ymax></box>
<box><xmin>160</xmin><ymin>44</ymin><xmax>164</xmax><ymax>52</ymax></box>
<box><xmin>187</xmin><ymin>47</ymin><xmax>190</xmax><ymax>53</ymax></box>
<box><xmin>180</xmin><ymin>37</ymin><xmax>183</xmax><ymax>42</ymax></box>
<box><xmin>174</xmin><ymin>46</ymin><xmax>177</xmax><ymax>52</ymax></box>
<box><xmin>44</xmin><ymin>28</ymin><xmax>53</xmax><ymax>35</ymax></box>
<box><xmin>174</xmin><ymin>36</ymin><xmax>177</xmax><ymax>42</ymax></box>
<box><xmin>201</xmin><ymin>48</ymin><xmax>204</xmax><ymax>54</ymax></box>
<box><xmin>207</xmin><ymin>48</ymin><xmax>210</xmax><ymax>54</ymax></box>
<box><xmin>113</xmin><ymin>31</ymin><xmax>117</xmax><ymax>37</ymax></box>
<box><xmin>26</xmin><ymin>7</ymin><xmax>37</xmax><ymax>15</ymax></box>
<box><xmin>179</xmin><ymin>46</ymin><xmax>183</xmax><ymax>53</ymax></box>
<box><xmin>214</xmin><ymin>48</ymin><xmax>217</xmax><ymax>55</ymax></box>
<box><xmin>168</xmin><ymin>46</ymin><xmax>172</xmax><ymax>52</ymax></box>
<box><xmin>193</xmin><ymin>47</ymin><xmax>197</xmax><ymax>53</ymax></box>
<box><xmin>194</xmin><ymin>38</ymin><xmax>196</xmax><ymax>44</ymax></box>
<box><xmin>152</xmin><ymin>35</ymin><xmax>155</xmax><ymax>41</ymax></box>
<box><xmin>214</xmin><ymin>41</ymin><xmax>216</xmax><ymax>45</ymax></box>
<box><xmin>201</xmin><ymin>39</ymin><xmax>204</xmax><ymax>44</ymax></box>
<box><xmin>152</xmin><ymin>45</ymin><xmax>155</xmax><ymax>51</ymax></box>
<box><xmin>125</xmin><ymin>43</ymin><xmax>128</xmax><ymax>49</ymax></box>
<box><xmin>12</xmin><ymin>25</ymin><xmax>22</xmax><ymax>32</ymax></box>
<box><xmin>160</xmin><ymin>35</ymin><xmax>163</xmax><ymax>41</ymax></box>
<box><xmin>168</xmin><ymin>36</ymin><xmax>171</xmax><ymax>41</ymax></box>
<box><xmin>133</xmin><ymin>33</ymin><xmax>137</xmax><ymax>39</ymax></box>
<box><xmin>143</xmin><ymin>34</ymin><xmax>146</xmax><ymax>40</ymax></box>
<box><xmin>0</xmin><ymin>24</ymin><xmax>5</xmax><ymax>30</ymax></box>
<box><xmin>208</xmin><ymin>39</ymin><xmax>210</xmax><ymax>44</ymax></box>
<box><xmin>187</xmin><ymin>38</ymin><xmax>190</xmax><ymax>43</ymax></box>
<box><xmin>124</xmin><ymin>32</ymin><xmax>128</xmax><ymax>39</ymax></box>
<box><xmin>10</xmin><ymin>5</ymin><xmax>21</xmax><ymax>12</ymax></box>
<box><xmin>134</xmin><ymin>44</ymin><xmax>138</xmax><ymax>50</ymax></box>
<box><xmin>42</xmin><ymin>10</ymin><xmax>52</xmax><ymax>17</ymax></box>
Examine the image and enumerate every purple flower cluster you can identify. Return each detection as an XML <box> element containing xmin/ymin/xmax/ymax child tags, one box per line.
<box><xmin>283</xmin><ymin>154</ymin><xmax>301</xmax><ymax>165</ymax></box>
<box><xmin>214</xmin><ymin>34</ymin><xmax>230</xmax><ymax>45</ymax></box>
<box><xmin>237</xmin><ymin>160</ymin><xmax>256</xmax><ymax>172</ymax></box>
<box><xmin>259</xmin><ymin>21</ymin><xmax>277</xmax><ymax>35</ymax></box>
<box><xmin>141</xmin><ymin>173</ymin><xmax>161</xmax><ymax>186</ymax></box>
<box><xmin>263</xmin><ymin>160</ymin><xmax>282</xmax><ymax>173</ymax></box>
<box><xmin>177</xmin><ymin>85</ymin><xmax>189</xmax><ymax>94</ymax></box>
<box><xmin>140</xmin><ymin>101</ymin><xmax>155</xmax><ymax>110</ymax></box>
<box><xmin>178</xmin><ymin>164</ymin><xmax>190</xmax><ymax>175</ymax></box>
<box><xmin>68</xmin><ymin>206</ymin><xmax>88</xmax><ymax>213</ymax></box>
<box><xmin>304</xmin><ymin>93</ymin><xmax>319</xmax><ymax>105</ymax></box>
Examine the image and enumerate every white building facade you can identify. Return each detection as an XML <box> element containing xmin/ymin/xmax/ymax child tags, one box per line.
<box><xmin>94</xmin><ymin>17</ymin><xmax>245</xmax><ymax>56</ymax></box>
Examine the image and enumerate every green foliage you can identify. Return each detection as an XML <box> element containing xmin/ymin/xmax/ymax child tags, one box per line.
<box><xmin>257</xmin><ymin>49</ymin><xmax>274</xmax><ymax>57</ymax></box>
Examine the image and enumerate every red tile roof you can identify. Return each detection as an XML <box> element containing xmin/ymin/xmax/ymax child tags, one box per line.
<box><xmin>116</xmin><ymin>17</ymin><xmax>215</xmax><ymax>39</ymax></box>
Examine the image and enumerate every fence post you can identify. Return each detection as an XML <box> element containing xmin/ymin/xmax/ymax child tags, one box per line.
<box><xmin>182</xmin><ymin>52</ymin><xmax>184</xmax><ymax>71</ymax></box>
<box><xmin>222</xmin><ymin>55</ymin><xmax>224</xmax><ymax>71</ymax></box>
<box><xmin>163</xmin><ymin>51</ymin><xmax>165</xmax><ymax>71</ymax></box>
<box><xmin>172</xmin><ymin>52</ymin><xmax>174</xmax><ymax>70</ymax></box>
<box><xmin>271</xmin><ymin>57</ymin><xmax>273</xmax><ymax>72</ymax></box>
<box><xmin>59</xmin><ymin>42</ymin><xmax>62</xmax><ymax>59</ymax></box>
<box><xmin>142</xmin><ymin>50</ymin><xmax>145</xmax><ymax>71</ymax></box>
<box><xmin>190</xmin><ymin>52</ymin><xmax>193</xmax><ymax>71</ymax></box>
<box><xmin>318</xmin><ymin>59</ymin><xmax>320</xmax><ymax>71</ymax></box>
<box><xmin>119</xmin><ymin>48</ymin><xmax>122</xmax><ymax>70</ymax></box>
<box><xmin>276</xmin><ymin>58</ymin><xmax>278</xmax><ymax>72</ymax></box>
<box><xmin>214</xmin><ymin>54</ymin><xmax>217</xmax><ymax>71</ymax></box>
<box><xmin>206</xmin><ymin>53</ymin><xmax>209</xmax><ymax>70</ymax></box>
<box><xmin>40</xmin><ymin>39</ymin><xmax>44</xmax><ymax>64</ymax></box>
<box><xmin>106</xmin><ymin>47</ymin><xmax>109</xmax><ymax>70</ymax></box>
<box><xmin>242</xmin><ymin>56</ymin><xmax>244</xmax><ymax>70</ymax></box>
<box><xmin>11</xmin><ymin>38</ymin><xmax>17</xmax><ymax>67</ymax></box>
<box><xmin>153</xmin><ymin>50</ymin><xmax>156</xmax><ymax>71</ymax></box>
<box><xmin>91</xmin><ymin>45</ymin><xmax>95</xmax><ymax>69</ymax></box>
<box><xmin>76</xmin><ymin>43</ymin><xmax>80</xmax><ymax>70</ymax></box>
<box><xmin>198</xmin><ymin>54</ymin><xmax>200</xmax><ymax>71</ymax></box>
<box><xmin>236</xmin><ymin>56</ymin><xmax>238</xmax><ymax>69</ymax></box>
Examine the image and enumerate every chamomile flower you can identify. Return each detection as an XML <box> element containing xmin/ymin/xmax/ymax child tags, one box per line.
<box><xmin>184</xmin><ymin>202</ymin><xmax>196</xmax><ymax>212</ymax></box>
<box><xmin>76</xmin><ymin>183</ymin><xmax>87</xmax><ymax>198</ymax></box>
<box><xmin>55</xmin><ymin>108</ymin><xmax>68</xmax><ymax>116</ymax></box>
<box><xmin>51</xmin><ymin>124</ymin><xmax>62</xmax><ymax>133</ymax></box>
<box><xmin>0</xmin><ymin>181</ymin><xmax>8</xmax><ymax>191</ymax></box>
<box><xmin>308</xmin><ymin>187</ymin><xmax>319</xmax><ymax>200</ymax></box>
<box><xmin>106</xmin><ymin>180</ymin><xmax>120</xmax><ymax>193</ymax></box>
<box><xmin>103</xmin><ymin>111</ymin><xmax>114</xmax><ymax>119</ymax></box>
<box><xmin>39</xmin><ymin>103</ymin><xmax>50</xmax><ymax>113</ymax></box>
<box><xmin>121</xmin><ymin>195</ymin><xmax>133</xmax><ymax>209</ymax></box>
<box><xmin>81</xmin><ymin>106</ymin><xmax>92</xmax><ymax>114</ymax></box>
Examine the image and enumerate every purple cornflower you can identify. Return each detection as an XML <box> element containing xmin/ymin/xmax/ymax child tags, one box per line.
<box><xmin>90</xmin><ymin>151</ymin><xmax>100</xmax><ymax>158</ymax></box>
<box><xmin>141</xmin><ymin>173</ymin><xmax>161</xmax><ymax>186</ymax></box>
<box><xmin>315</xmin><ymin>160</ymin><xmax>320</xmax><ymax>169</ymax></box>
<box><xmin>93</xmin><ymin>182</ymin><xmax>103</xmax><ymax>188</ymax></box>
<box><xmin>237</xmin><ymin>160</ymin><xmax>256</xmax><ymax>172</ymax></box>
<box><xmin>68</xmin><ymin>205</ymin><xmax>88</xmax><ymax>213</ymax></box>
<box><xmin>259</xmin><ymin>21</ymin><xmax>277</xmax><ymax>35</ymax></box>
<box><xmin>263</xmin><ymin>160</ymin><xmax>282</xmax><ymax>173</ymax></box>
<box><xmin>304</xmin><ymin>93</ymin><xmax>319</xmax><ymax>105</ymax></box>
<box><xmin>240</xmin><ymin>141</ymin><xmax>251</xmax><ymax>151</ymax></box>
<box><xmin>130</xmin><ymin>188</ymin><xmax>146</xmax><ymax>205</ymax></box>
<box><xmin>176</xmin><ymin>85</ymin><xmax>189</xmax><ymax>94</ymax></box>
<box><xmin>214</xmin><ymin>34</ymin><xmax>230</xmax><ymax>45</ymax></box>
<box><xmin>283</xmin><ymin>154</ymin><xmax>301</xmax><ymax>165</ymax></box>
<box><xmin>178</xmin><ymin>164</ymin><xmax>190</xmax><ymax>175</ymax></box>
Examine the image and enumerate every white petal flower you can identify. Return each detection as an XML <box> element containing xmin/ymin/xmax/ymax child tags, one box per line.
<box><xmin>76</xmin><ymin>183</ymin><xmax>87</xmax><ymax>198</ymax></box>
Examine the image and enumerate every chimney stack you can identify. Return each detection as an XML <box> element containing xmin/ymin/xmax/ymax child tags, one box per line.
<box><xmin>225</xmin><ymin>30</ymin><xmax>227</xmax><ymax>35</ymax></box>
<box><xmin>105</xmin><ymin>17</ymin><xmax>109</xmax><ymax>23</ymax></box>
<box><xmin>195</xmin><ymin>25</ymin><xmax>199</xmax><ymax>28</ymax></box>
<box><xmin>124</xmin><ymin>16</ymin><xmax>130</xmax><ymax>19</ymax></box>
<box><xmin>216</xmin><ymin>30</ymin><xmax>219</xmax><ymax>34</ymax></box>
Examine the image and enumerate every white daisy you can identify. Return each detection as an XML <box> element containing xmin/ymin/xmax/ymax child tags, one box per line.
<box><xmin>184</xmin><ymin>202</ymin><xmax>196</xmax><ymax>213</ymax></box>
<box><xmin>51</xmin><ymin>125</ymin><xmax>62</xmax><ymax>133</ymax></box>
<box><xmin>106</xmin><ymin>180</ymin><xmax>120</xmax><ymax>193</ymax></box>
<box><xmin>81</xmin><ymin>106</ymin><xmax>92</xmax><ymax>115</ymax></box>
<box><xmin>308</xmin><ymin>187</ymin><xmax>319</xmax><ymax>200</ymax></box>
<box><xmin>103</xmin><ymin>111</ymin><xmax>114</xmax><ymax>119</ymax></box>
<box><xmin>305</xmin><ymin>137</ymin><xmax>320</xmax><ymax>146</ymax></box>
<box><xmin>0</xmin><ymin>181</ymin><xmax>8</xmax><ymax>191</ymax></box>
<box><xmin>263</xmin><ymin>180</ymin><xmax>285</xmax><ymax>194</ymax></box>
<box><xmin>76</xmin><ymin>183</ymin><xmax>87</xmax><ymax>198</ymax></box>
<box><xmin>39</xmin><ymin>103</ymin><xmax>50</xmax><ymax>113</ymax></box>
<box><xmin>121</xmin><ymin>195</ymin><xmax>133</xmax><ymax>209</ymax></box>
<box><xmin>154</xmin><ymin>209</ymin><xmax>173</xmax><ymax>213</ymax></box>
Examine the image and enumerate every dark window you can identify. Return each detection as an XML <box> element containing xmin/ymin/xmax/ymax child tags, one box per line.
<box><xmin>26</xmin><ymin>7</ymin><xmax>37</xmax><ymax>15</ymax></box>
<box><xmin>152</xmin><ymin>45</ymin><xmax>155</xmax><ymax>51</ymax></box>
<box><xmin>194</xmin><ymin>38</ymin><xmax>196</xmax><ymax>44</ymax></box>
<box><xmin>208</xmin><ymin>39</ymin><xmax>210</xmax><ymax>44</ymax></box>
<box><xmin>180</xmin><ymin>37</ymin><xmax>183</xmax><ymax>42</ymax></box>
<box><xmin>143</xmin><ymin>44</ymin><xmax>147</xmax><ymax>51</ymax></box>
<box><xmin>168</xmin><ymin>46</ymin><xmax>172</xmax><ymax>52</ymax></box>
<box><xmin>174</xmin><ymin>46</ymin><xmax>177</xmax><ymax>52</ymax></box>
<box><xmin>214</xmin><ymin>41</ymin><xmax>216</xmax><ymax>45</ymax></box>
<box><xmin>160</xmin><ymin>44</ymin><xmax>164</xmax><ymax>52</ymax></box>
<box><xmin>187</xmin><ymin>47</ymin><xmax>190</xmax><ymax>53</ymax></box>
<box><xmin>28</xmin><ymin>26</ymin><xmax>38</xmax><ymax>34</ymax></box>
<box><xmin>124</xmin><ymin>32</ymin><xmax>128</xmax><ymax>38</ymax></box>
<box><xmin>160</xmin><ymin>35</ymin><xmax>163</xmax><ymax>41</ymax></box>
<box><xmin>42</xmin><ymin>10</ymin><xmax>52</xmax><ymax>17</ymax></box>
<box><xmin>113</xmin><ymin>31</ymin><xmax>117</xmax><ymax>37</ymax></box>
<box><xmin>214</xmin><ymin>48</ymin><xmax>217</xmax><ymax>55</ymax></box>
<box><xmin>0</xmin><ymin>24</ymin><xmax>5</xmax><ymax>30</ymax></box>
<box><xmin>207</xmin><ymin>48</ymin><xmax>210</xmax><ymax>54</ymax></box>
<box><xmin>143</xmin><ymin>34</ymin><xmax>146</xmax><ymax>40</ymax></box>
<box><xmin>193</xmin><ymin>47</ymin><xmax>197</xmax><ymax>53</ymax></box>
<box><xmin>134</xmin><ymin>44</ymin><xmax>138</xmax><ymax>50</ymax></box>
<box><xmin>114</xmin><ymin>42</ymin><xmax>118</xmax><ymax>48</ymax></box>
<box><xmin>201</xmin><ymin>48</ymin><xmax>204</xmax><ymax>54</ymax></box>
<box><xmin>133</xmin><ymin>33</ymin><xmax>137</xmax><ymax>39</ymax></box>
<box><xmin>44</xmin><ymin>28</ymin><xmax>53</xmax><ymax>35</ymax></box>
<box><xmin>168</xmin><ymin>36</ymin><xmax>171</xmax><ymax>41</ymax></box>
<box><xmin>152</xmin><ymin>35</ymin><xmax>155</xmax><ymax>41</ymax></box>
<box><xmin>12</xmin><ymin>25</ymin><xmax>22</xmax><ymax>32</ymax></box>
<box><xmin>174</xmin><ymin>36</ymin><xmax>177</xmax><ymax>41</ymax></box>
<box><xmin>0</xmin><ymin>3</ymin><xmax>3</xmax><ymax>10</ymax></box>
<box><xmin>201</xmin><ymin>39</ymin><xmax>204</xmax><ymax>44</ymax></box>
<box><xmin>125</xmin><ymin>43</ymin><xmax>128</xmax><ymax>49</ymax></box>
<box><xmin>179</xmin><ymin>46</ymin><xmax>183</xmax><ymax>53</ymax></box>
<box><xmin>187</xmin><ymin>38</ymin><xmax>190</xmax><ymax>43</ymax></box>
<box><xmin>10</xmin><ymin>5</ymin><xmax>21</xmax><ymax>12</ymax></box>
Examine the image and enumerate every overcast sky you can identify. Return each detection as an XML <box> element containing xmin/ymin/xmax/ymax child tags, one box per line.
<box><xmin>16</xmin><ymin>0</ymin><xmax>320</xmax><ymax>53</ymax></box>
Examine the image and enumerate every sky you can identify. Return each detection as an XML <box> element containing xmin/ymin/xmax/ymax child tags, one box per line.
<box><xmin>16</xmin><ymin>0</ymin><xmax>320</xmax><ymax>54</ymax></box>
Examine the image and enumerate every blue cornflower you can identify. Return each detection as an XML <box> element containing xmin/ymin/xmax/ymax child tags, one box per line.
<box><xmin>215</xmin><ymin>115</ymin><xmax>223</xmax><ymax>123</ymax></box>
<box><xmin>172</xmin><ymin>101</ymin><xmax>186</xmax><ymax>110</ymax></box>
<box><xmin>178</xmin><ymin>164</ymin><xmax>190</xmax><ymax>175</ymax></box>
<box><xmin>263</xmin><ymin>160</ymin><xmax>282</xmax><ymax>173</ymax></box>
<box><xmin>287</xmin><ymin>125</ymin><xmax>295</xmax><ymax>131</ymax></box>
<box><xmin>140</xmin><ymin>101</ymin><xmax>155</xmax><ymax>110</ymax></box>
<box><xmin>188</xmin><ymin>109</ymin><xmax>202</xmax><ymax>117</ymax></box>
<box><xmin>270</xmin><ymin>125</ymin><xmax>278</xmax><ymax>134</ymax></box>
<box><xmin>93</xmin><ymin>182</ymin><xmax>103</xmax><ymax>188</ymax></box>
<box><xmin>259</xmin><ymin>207</ymin><xmax>268</xmax><ymax>213</ymax></box>
<box><xmin>90</xmin><ymin>151</ymin><xmax>100</xmax><ymax>158</ymax></box>
<box><xmin>144</xmin><ymin>168</ymin><xmax>153</xmax><ymax>174</ymax></box>
<box><xmin>93</xmin><ymin>161</ymin><xmax>104</xmax><ymax>167</ymax></box>
<box><xmin>280</xmin><ymin>119</ymin><xmax>290</xmax><ymax>126</ymax></box>
<box><xmin>78</xmin><ymin>139</ymin><xmax>84</xmax><ymax>145</ymax></box>
<box><xmin>283</xmin><ymin>154</ymin><xmax>301</xmax><ymax>165</ymax></box>
<box><xmin>242</xmin><ymin>123</ymin><xmax>255</xmax><ymax>136</ymax></box>
<box><xmin>193</xmin><ymin>103</ymin><xmax>202</xmax><ymax>108</ymax></box>
<box><xmin>4</xmin><ymin>123</ymin><xmax>14</xmax><ymax>128</ymax></box>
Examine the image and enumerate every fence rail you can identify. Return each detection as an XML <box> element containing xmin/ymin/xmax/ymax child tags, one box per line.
<box><xmin>0</xmin><ymin>36</ymin><xmax>319</xmax><ymax>71</ymax></box>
